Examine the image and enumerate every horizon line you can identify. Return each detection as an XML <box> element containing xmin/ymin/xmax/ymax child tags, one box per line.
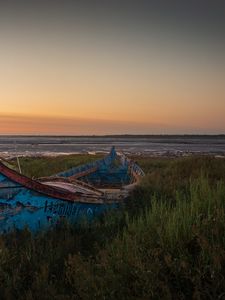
<box><xmin>0</xmin><ymin>134</ymin><xmax>224</xmax><ymax>137</ymax></box>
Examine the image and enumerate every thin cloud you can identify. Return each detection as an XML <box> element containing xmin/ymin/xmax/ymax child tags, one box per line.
<box><xmin>0</xmin><ymin>114</ymin><xmax>170</xmax><ymax>135</ymax></box>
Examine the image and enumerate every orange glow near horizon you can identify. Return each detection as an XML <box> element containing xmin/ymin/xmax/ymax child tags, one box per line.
<box><xmin>1</xmin><ymin>65</ymin><xmax>224</xmax><ymax>135</ymax></box>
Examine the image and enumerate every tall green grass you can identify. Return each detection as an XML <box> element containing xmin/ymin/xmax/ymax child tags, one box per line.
<box><xmin>10</xmin><ymin>154</ymin><xmax>103</xmax><ymax>178</ymax></box>
<box><xmin>0</xmin><ymin>155</ymin><xmax>225</xmax><ymax>299</ymax></box>
<box><xmin>69</xmin><ymin>177</ymin><xmax>223</xmax><ymax>299</ymax></box>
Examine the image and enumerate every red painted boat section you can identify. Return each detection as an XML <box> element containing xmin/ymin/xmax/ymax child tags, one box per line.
<box><xmin>0</xmin><ymin>162</ymin><xmax>102</xmax><ymax>203</ymax></box>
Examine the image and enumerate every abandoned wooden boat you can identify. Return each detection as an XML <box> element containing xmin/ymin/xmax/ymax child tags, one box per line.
<box><xmin>0</xmin><ymin>147</ymin><xmax>144</xmax><ymax>233</ymax></box>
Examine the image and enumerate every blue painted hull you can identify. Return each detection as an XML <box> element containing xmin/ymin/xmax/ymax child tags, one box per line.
<box><xmin>0</xmin><ymin>172</ymin><xmax>115</xmax><ymax>233</ymax></box>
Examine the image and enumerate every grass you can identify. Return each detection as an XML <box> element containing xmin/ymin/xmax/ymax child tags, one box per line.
<box><xmin>0</xmin><ymin>154</ymin><xmax>225</xmax><ymax>299</ymax></box>
<box><xmin>9</xmin><ymin>154</ymin><xmax>103</xmax><ymax>178</ymax></box>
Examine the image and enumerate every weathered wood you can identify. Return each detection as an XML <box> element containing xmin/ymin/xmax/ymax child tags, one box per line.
<box><xmin>0</xmin><ymin>162</ymin><xmax>98</xmax><ymax>202</ymax></box>
<box><xmin>68</xmin><ymin>166</ymin><xmax>98</xmax><ymax>180</ymax></box>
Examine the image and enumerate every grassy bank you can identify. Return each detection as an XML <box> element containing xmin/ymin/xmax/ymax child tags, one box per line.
<box><xmin>0</xmin><ymin>155</ymin><xmax>225</xmax><ymax>299</ymax></box>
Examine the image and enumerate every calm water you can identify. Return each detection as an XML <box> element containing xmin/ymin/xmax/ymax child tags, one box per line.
<box><xmin>0</xmin><ymin>136</ymin><xmax>225</xmax><ymax>158</ymax></box>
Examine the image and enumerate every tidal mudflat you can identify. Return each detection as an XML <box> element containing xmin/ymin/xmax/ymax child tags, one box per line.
<box><xmin>0</xmin><ymin>135</ymin><xmax>225</xmax><ymax>158</ymax></box>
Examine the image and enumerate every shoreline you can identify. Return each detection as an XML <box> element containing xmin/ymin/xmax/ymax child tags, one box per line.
<box><xmin>1</xmin><ymin>150</ymin><xmax>225</xmax><ymax>160</ymax></box>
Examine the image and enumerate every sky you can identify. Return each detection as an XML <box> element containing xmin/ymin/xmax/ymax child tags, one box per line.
<box><xmin>0</xmin><ymin>0</ymin><xmax>225</xmax><ymax>135</ymax></box>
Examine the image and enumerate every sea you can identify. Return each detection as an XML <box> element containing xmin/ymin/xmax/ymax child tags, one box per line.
<box><xmin>0</xmin><ymin>135</ymin><xmax>225</xmax><ymax>158</ymax></box>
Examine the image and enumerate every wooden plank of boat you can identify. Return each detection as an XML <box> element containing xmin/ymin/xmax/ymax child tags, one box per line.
<box><xmin>68</xmin><ymin>166</ymin><xmax>98</xmax><ymax>180</ymax></box>
<box><xmin>42</xmin><ymin>181</ymin><xmax>101</xmax><ymax>196</ymax></box>
<box><xmin>38</xmin><ymin>176</ymin><xmax>104</xmax><ymax>196</ymax></box>
<box><xmin>71</xmin><ymin>179</ymin><xmax>104</xmax><ymax>196</ymax></box>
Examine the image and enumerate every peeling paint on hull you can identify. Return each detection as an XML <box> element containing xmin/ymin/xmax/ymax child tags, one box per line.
<box><xmin>0</xmin><ymin>172</ymin><xmax>116</xmax><ymax>233</ymax></box>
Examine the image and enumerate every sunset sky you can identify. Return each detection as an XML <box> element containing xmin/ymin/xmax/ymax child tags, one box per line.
<box><xmin>0</xmin><ymin>0</ymin><xmax>225</xmax><ymax>134</ymax></box>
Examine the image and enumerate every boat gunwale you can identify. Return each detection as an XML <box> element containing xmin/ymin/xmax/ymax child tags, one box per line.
<box><xmin>0</xmin><ymin>162</ymin><xmax>106</xmax><ymax>204</ymax></box>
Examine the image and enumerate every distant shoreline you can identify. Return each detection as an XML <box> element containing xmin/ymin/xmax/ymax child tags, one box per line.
<box><xmin>0</xmin><ymin>134</ymin><xmax>225</xmax><ymax>138</ymax></box>
<box><xmin>2</xmin><ymin>151</ymin><xmax>225</xmax><ymax>161</ymax></box>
